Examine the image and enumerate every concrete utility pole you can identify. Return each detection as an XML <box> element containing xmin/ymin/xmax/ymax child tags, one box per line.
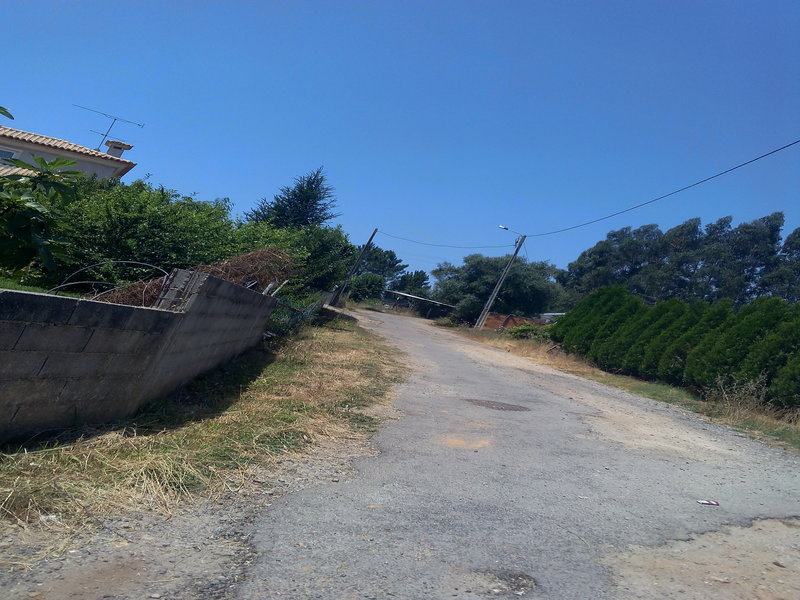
<box><xmin>473</xmin><ymin>234</ymin><xmax>527</xmax><ymax>329</ymax></box>
<box><xmin>329</xmin><ymin>228</ymin><xmax>378</xmax><ymax>307</ymax></box>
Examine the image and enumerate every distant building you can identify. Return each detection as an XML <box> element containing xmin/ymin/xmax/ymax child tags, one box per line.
<box><xmin>0</xmin><ymin>125</ymin><xmax>136</xmax><ymax>178</ymax></box>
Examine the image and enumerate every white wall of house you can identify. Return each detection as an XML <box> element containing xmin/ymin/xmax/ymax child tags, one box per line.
<box><xmin>0</xmin><ymin>140</ymin><xmax>129</xmax><ymax>179</ymax></box>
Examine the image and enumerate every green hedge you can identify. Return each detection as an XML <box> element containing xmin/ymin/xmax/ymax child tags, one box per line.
<box><xmin>553</xmin><ymin>287</ymin><xmax>798</xmax><ymax>407</ymax></box>
<box><xmin>505</xmin><ymin>323</ymin><xmax>553</xmax><ymax>342</ymax></box>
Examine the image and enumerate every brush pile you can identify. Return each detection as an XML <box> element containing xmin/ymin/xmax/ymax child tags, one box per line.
<box><xmin>95</xmin><ymin>248</ymin><xmax>295</xmax><ymax>307</ymax></box>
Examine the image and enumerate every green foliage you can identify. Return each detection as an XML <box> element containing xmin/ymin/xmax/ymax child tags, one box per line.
<box><xmin>348</xmin><ymin>273</ymin><xmax>385</xmax><ymax>301</ymax></box>
<box><xmin>0</xmin><ymin>105</ymin><xmax>12</xmax><ymax>119</ymax></box>
<box><xmin>554</xmin><ymin>287</ymin><xmax>799</xmax><ymax>408</ymax></box>
<box><xmin>40</xmin><ymin>180</ymin><xmax>235</xmax><ymax>284</ymax></box>
<box><xmin>246</xmin><ymin>167</ymin><xmax>338</xmax><ymax>228</ymax></box>
<box><xmin>0</xmin><ymin>156</ymin><xmax>84</xmax><ymax>273</ymax></box>
<box><xmin>389</xmin><ymin>270</ymin><xmax>430</xmax><ymax>297</ymax></box>
<box><xmin>770</xmin><ymin>353</ymin><xmax>800</xmax><ymax>408</ymax></box>
<box><xmin>560</xmin><ymin>286</ymin><xmax>630</xmax><ymax>356</ymax></box>
<box><xmin>288</xmin><ymin>225</ymin><xmax>356</xmax><ymax>294</ymax></box>
<box><xmin>588</xmin><ymin>294</ymin><xmax>648</xmax><ymax>369</ymax></box>
<box><xmin>560</xmin><ymin>212</ymin><xmax>798</xmax><ymax>305</ymax></box>
<box><xmin>738</xmin><ymin>308</ymin><xmax>800</xmax><ymax>392</ymax></box>
<box><xmin>684</xmin><ymin>297</ymin><xmax>791</xmax><ymax>388</ymax></box>
<box><xmin>432</xmin><ymin>254</ymin><xmax>568</xmax><ymax>323</ymax></box>
<box><xmin>620</xmin><ymin>298</ymin><xmax>686</xmax><ymax>376</ymax></box>
<box><xmin>637</xmin><ymin>300</ymin><xmax>697</xmax><ymax>379</ymax></box>
<box><xmin>505</xmin><ymin>323</ymin><xmax>553</xmax><ymax>342</ymax></box>
<box><xmin>550</xmin><ymin>287</ymin><xmax>610</xmax><ymax>342</ymax></box>
<box><xmin>657</xmin><ymin>300</ymin><xmax>730</xmax><ymax>384</ymax></box>
<box><xmin>0</xmin><ymin>189</ymin><xmax>60</xmax><ymax>271</ymax></box>
<box><xmin>356</xmin><ymin>245</ymin><xmax>408</xmax><ymax>286</ymax></box>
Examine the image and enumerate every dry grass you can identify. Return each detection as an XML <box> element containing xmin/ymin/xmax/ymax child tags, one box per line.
<box><xmin>0</xmin><ymin>318</ymin><xmax>405</xmax><ymax>556</ymax></box>
<box><xmin>454</xmin><ymin>328</ymin><xmax>800</xmax><ymax>451</ymax></box>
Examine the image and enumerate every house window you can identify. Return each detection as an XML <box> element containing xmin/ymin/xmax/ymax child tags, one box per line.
<box><xmin>0</xmin><ymin>148</ymin><xmax>16</xmax><ymax>162</ymax></box>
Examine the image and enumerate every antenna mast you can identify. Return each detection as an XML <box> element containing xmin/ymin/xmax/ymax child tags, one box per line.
<box><xmin>73</xmin><ymin>104</ymin><xmax>144</xmax><ymax>150</ymax></box>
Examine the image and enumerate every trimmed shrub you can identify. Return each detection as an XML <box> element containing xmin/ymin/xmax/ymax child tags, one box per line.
<box><xmin>769</xmin><ymin>353</ymin><xmax>800</xmax><ymax>408</ymax></box>
<box><xmin>638</xmin><ymin>299</ymin><xmax>690</xmax><ymax>379</ymax></box>
<box><xmin>551</xmin><ymin>287</ymin><xmax>612</xmax><ymax>342</ymax></box>
<box><xmin>348</xmin><ymin>273</ymin><xmax>384</xmax><ymax>301</ymax></box>
<box><xmin>685</xmin><ymin>297</ymin><xmax>791</xmax><ymax>388</ymax></box>
<box><xmin>738</xmin><ymin>306</ymin><xmax>800</xmax><ymax>393</ymax></box>
<box><xmin>560</xmin><ymin>286</ymin><xmax>630</xmax><ymax>355</ymax></box>
<box><xmin>620</xmin><ymin>298</ymin><xmax>686</xmax><ymax>376</ymax></box>
<box><xmin>588</xmin><ymin>295</ymin><xmax>648</xmax><ymax>368</ymax></box>
<box><xmin>658</xmin><ymin>299</ymin><xmax>732</xmax><ymax>385</ymax></box>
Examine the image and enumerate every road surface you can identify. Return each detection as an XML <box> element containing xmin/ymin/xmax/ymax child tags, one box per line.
<box><xmin>237</xmin><ymin>310</ymin><xmax>800</xmax><ymax>599</ymax></box>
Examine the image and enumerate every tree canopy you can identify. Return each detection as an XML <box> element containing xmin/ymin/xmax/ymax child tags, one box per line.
<box><xmin>355</xmin><ymin>245</ymin><xmax>408</xmax><ymax>285</ymax></box>
<box><xmin>389</xmin><ymin>270</ymin><xmax>431</xmax><ymax>297</ymax></box>
<box><xmin>431</xmin><ymin>254</ymin><xmax>568</xmax><ymax>323</ymax></box>
<box><xmin>559</xmin><ymin>212</ymin><xmax>798</xmax><ymax>304</ymax></box>
<box><xmin>245</xmin><ymin>167</ymin><xmax>339</xmax><ymax>228</ymax></box>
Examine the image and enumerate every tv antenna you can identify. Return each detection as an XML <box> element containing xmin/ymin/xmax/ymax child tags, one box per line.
<box><xmin>73</xmin><ymin>104</ymin><xmax>144</xmax><ymax>150</ymax></box>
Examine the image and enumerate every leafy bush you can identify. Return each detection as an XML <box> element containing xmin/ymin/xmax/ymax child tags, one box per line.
<box><xmin>348</xmin><ymin>273</ymin><xmax>384</xmax><ymax>301</ymax></box>
<box><xmin>657</xmin><ymin>299</ymin><xmax>730</xmax><ymax>384</ymax></box>
<box><xmin>505</xmin><ymin>323</ymin><xmax>553</xmax><ymax>342</ymax></box>
<box><xmin>588</xmin><ymin>294</ymin><xmax>647</xmax><ymax>368</ymax></box>
<box><xmin>770</xmin><ymin>353</ymin><xmax>800</xmax><ymax>408</ymax></box>
<box><xmin>639</xmin><ymin>300</ymin><xmax>703</xmax><ymax>380</ymax></box>
<box><xmin>684</xmin><ymin>297</ymin><xmax>791</xmax><ymax>388</ymax></box>
<box><xmin>559</xmin><ymin>286</ymin><xmax>630</xmax><ymax>355</ymax></box>
<box><xmin>738</xmin><ymin>308</ymin><xmax>800</xmax><ymax>390</ymax></box>
<box><xmin>620</xmin><ymin>298</ymin><xmax>686</xmax><ymax>376</ymax></box>
<box><xmin>552</xmin><ymin>285</ymin><xmax>799</xmax><ymax>410</ymax></box>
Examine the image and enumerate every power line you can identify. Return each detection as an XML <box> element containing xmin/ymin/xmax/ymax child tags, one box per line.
<box><xmin>527</xmin><ymin>138</ymin><xmax>800</xmax><ymax>238</ymax></box>
<box><xmin>377</xmin><ymin>230</ymin><xmax>515</xmax><ymax>249</ymax></box>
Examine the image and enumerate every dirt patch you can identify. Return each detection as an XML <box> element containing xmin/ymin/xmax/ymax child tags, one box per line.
<box><xmin>0</xmin><ymin>435</ymin><xmax>379</xmax><ymax>600</ymax></box>
<box><xmin>607</xmin><ymin>518</ymin><xmax>800</xmax><ymax>599</ymax></box>
<box><xmin>450</xmin><ymin>335</ymin><xmax>741</xmax><ymax>459</ymax></box>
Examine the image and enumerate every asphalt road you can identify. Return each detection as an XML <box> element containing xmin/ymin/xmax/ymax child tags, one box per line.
<box><xmin>237</xmin><ymin>310</ymin><xmax>800</xmax><ymax>599</ymax></box>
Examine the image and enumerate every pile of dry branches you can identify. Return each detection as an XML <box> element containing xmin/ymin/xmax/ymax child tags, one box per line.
<box><xmin>95</xmin><ymin>248</ymin><xmax>295</xmax><ymax>307</ymax></box>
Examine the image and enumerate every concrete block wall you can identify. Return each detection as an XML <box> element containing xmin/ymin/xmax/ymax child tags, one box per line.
<box><xmin>0</xmin><ymin>270</ymin><xmax>277</xmax><ymax>442</ymax></box>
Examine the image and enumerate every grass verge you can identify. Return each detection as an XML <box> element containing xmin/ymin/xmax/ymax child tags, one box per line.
<box><xmin>0</xmin><ymin>317</ymin><xmax>405</xmax><ymax>564</ymax></box>
<box><xmin>0</xmin><ymin>276</ymin><xmax>81</xmax><ymax>297</ymax></box>
<box><xmin>453</xmin><ymin>328</ymin><xmax>800</xmax><ymax>451</ymax></box>
<box><xmin>0</xmin><ymin>276</ymin><xmax>53</xmax><ymax>294</ymax></box>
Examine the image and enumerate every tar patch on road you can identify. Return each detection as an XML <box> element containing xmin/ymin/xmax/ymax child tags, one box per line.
<box><xmin>463</xmin><ymin>399</ymin><xmax>531</xmax><ymax>412</ymax></box>
<box><xmin>454</xmin><ymin>569</ymin><xmax>538</xmax><ymax>597</ymax></box>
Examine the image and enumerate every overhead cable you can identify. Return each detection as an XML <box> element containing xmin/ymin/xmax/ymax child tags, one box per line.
<box><xmin>527</xmin><ymin>139</ymin><xmax>800</xmax><ymax>238</ymax></box>
<box><xmin>377</xmin><ymin>230</ymin><xmax>515</xmax><ymax>249</ymax></box>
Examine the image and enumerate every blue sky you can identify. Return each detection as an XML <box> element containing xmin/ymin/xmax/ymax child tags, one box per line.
<box><xmin>5</xmin><ymin>1</ymin><xmax>799</xmax><ymax>275</ymax></box>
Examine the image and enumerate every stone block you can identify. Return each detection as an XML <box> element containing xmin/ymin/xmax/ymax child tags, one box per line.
<box><xmin>0</xmin><ymin>321</ymin><xmax>26</xmax><ymax>350</ymax></box>
<box><xmin>3</xmin><ymin>396</ymin><xmax>76</xmax><ymax>437</ymax></box>
<box><xmin>125</xmin><ymin>309</ymin><xmax>176</xmax><ymax>333</ymax></box>
<box><xmin>68</xmin><ymin>301</ymin><xmax>138</xmax><ymax>329</ymax></box>
<box><xmin>83</xmin><ymin>328</ymin><xmax>146</xmax><ymax>354</ymax></box>
<box><xmin>0</xmin><ymin>350</ymin><xmax>48</xmax><ymax>379</ymax></box>
<box><xmin>102</xmin><ymin>353</ymin><xmax>154</xmax><ymax>377</ymax></box>
<box><xmin>0</xmin><ymin>378</ymin><xmax>67</xmax><ymax>407</ymax></box>
<box><xmin>65</xmin><ymin>378</ymin><xmax>142</xmax><ymax>421</ymax></box>
<box><xmin>0</xmin><ymin>290</ymin><xmax>77</xmax><ymax>324</ymax></box>
<box><xmin>14</xmin><ymin>323</ymin><xmax>93</xmax><ymax>352</ymax></box>
<box><xmin>38</xmin><ymin>352</ymin><xmax>108</xmax><ymax>379</ymax></box>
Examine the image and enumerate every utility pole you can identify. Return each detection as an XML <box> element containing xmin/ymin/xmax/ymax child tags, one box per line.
<box><xmin>329</xmin><ymin>228</ymin><xmax>378</xmax><ymax>307</ymax></box>
<box><xmin>474</xmin><ymin>234</ymin><xmax>527</xmax><ymax>329</ymax></box>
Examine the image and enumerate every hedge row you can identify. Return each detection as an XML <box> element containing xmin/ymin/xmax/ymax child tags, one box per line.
<box><xmin>550</xmin><ymin>286</ymin><xmax>800</xmax><ymax>407</ymax></box>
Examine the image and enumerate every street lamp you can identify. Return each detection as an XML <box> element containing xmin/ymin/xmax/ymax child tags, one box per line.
<box><xmin>473</xmin><ymin>226</ymin><xmax>528</xmax><ymax>329</ymax></box>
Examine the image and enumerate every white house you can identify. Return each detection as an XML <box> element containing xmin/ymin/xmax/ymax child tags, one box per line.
<box><xmin>0</xmin><ymin>125</ymin><xmax>136</xmax><ymax>179</ymax></box>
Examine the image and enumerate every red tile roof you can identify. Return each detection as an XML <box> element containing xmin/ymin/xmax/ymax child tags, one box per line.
<box><xmin>0</xmin><ymin>125</ymin><xmax>136</xmax><ymax>176</ymax></box>
<box><xmin>0</xmin><ymin>165</ymin><xmax>35</xmax><ymax>177</ymax></box>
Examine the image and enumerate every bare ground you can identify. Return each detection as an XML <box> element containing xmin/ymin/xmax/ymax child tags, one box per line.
<box><xmin>2</xmin><ymin>312</ymin><xmax>798</xmax><ymax>599</ymax></box>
